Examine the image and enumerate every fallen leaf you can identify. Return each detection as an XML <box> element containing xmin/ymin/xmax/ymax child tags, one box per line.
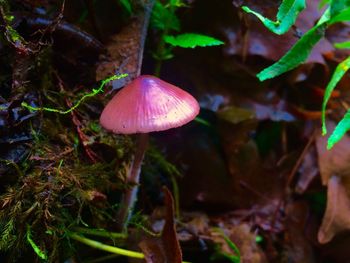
<box><xmin>209</xmin><ymin>223</ymin><xmax>268</xmax><ymax>263</ymax></box>
<box><xmin>252</xmin><ymin>100</ymin><xmax>295</xmax><ymax>122</ymax></box>
<box><xmin>217</xmin><ymin>105</ymin><xmax>255</xmax><ymax>124</ymax></box>
<box><xmin>318</xmin><ymin>175</ymin><xmax>350</xmax><ymax>244</ymax></box>
<box><xmin>285</xmin><ymin>201</ymin><xmax>315</xmax><ymax>263</ymax></box>
<box><xmin>161</xmin><ymin>187</ymin><xmax>183</xmax><ymax>263</ymax></box>
<box><xmin>139</xmin><ymin>240</ymin><xmax>165</xmax><ymax>263</ymax></box>
<box><xmin>177</xmin><ymin>212</ymin><xmax>210</xmax><ymax>242</ymax></box>
<box><xmin>139</xmin><ymin>187</ymin><xmax>182</xmax><ymax>263</ymax></box>
<box><xmin>295</xmin><ymin>145</ymin><xmax>319</xmax><ymax>194</ymax></box>
<box><xmin>316</xmin><ymin>122</ymin><xmax>350</xmax><ymax>185</ymax></box>
<box><xmin>159</xmin><ymin>124</ymin><xmax>237</xmax><ymax>210</ymax></box>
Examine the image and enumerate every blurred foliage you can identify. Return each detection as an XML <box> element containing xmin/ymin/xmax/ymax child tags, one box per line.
<box><xmin>243</xmin><ymin>0</ymin><xmax>350</xmax><ymax>149</ymax></box>
<box><xmin>151</xmin><ymin>0</ymin><xmax>181</xmax><ymax>31</ymax></box>
<box><xmin>119</xmin><ymin>0</ymin><xmax>133</xmax><ymax>15</ymax></box>
<box><xmin>151</xmin><ymin>0</ymin><xmax>223</xmax><ymax>74</ymax></box>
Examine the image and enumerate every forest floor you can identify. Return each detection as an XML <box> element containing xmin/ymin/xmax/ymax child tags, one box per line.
<box><xmin>1</xmin><ymin>0</ymin><xmax>350</xmax><ymax>262</ymax></box>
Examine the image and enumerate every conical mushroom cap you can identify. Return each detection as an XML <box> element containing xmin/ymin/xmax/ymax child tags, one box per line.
<box><xmin>100</xmin><ymin>75</ymin><xmax>200</xmax><ymax>134</ymax></box>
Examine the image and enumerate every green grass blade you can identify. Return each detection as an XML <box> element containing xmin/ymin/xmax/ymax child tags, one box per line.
<box><xmin>242</xmin><ymin>0</ymin><xmax>306</xmax><ymax>35</ymax></box>
<box><xmin>330</xmin><ymin>0</ymin><xmax>350</xmax><ymax>17</ymax></box>
<box><xmin>329</xmin><ymin>6</ymin><xmax>350</xmax><ymax>24</ymax></box>
<box><xmin>26</xmin><ymin>225</ymin><xmax>48</xmax><ymax>260</ymax></box>
<box><xmin>257</xmin><ymin>23</ymin><xmax>326</xmax><ymax>81</ymax></box>
<box><xmin>327</xmin><ymin>110</ymin><xmax>350</xmax><ymax>149</ymax></box>
<box><xmin>334</xmin><ymin>41</ymin><xmax>350</xmax><ymax>49</ymax></box>
<box><xmin>319</xmin><ymin>0</ymin><xmax>330</xmax><ymax>9</ymax></box>
<box><xmin>322</xmin><ymin>56</ymin><xmax>350</xmax><ymax>135</ymax></box>
<box><xmin>329</xmin><ymin>7</ymin><xmax>350</xmax><ymax>25</ymax></box>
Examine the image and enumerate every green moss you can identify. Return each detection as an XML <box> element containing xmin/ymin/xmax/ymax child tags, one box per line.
<box><xmin>0</xmin><ymin>115</ymin><xmax>134</xmax><ymax>260</ymax></box>
<box><xmin>5</xmin><ymin>25</ymin><xmax>21</xmax><ymax>42</ymax></box>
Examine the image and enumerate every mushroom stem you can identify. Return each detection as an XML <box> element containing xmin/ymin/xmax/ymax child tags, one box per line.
<box><xmin>117</xmin><ymin>133</ymin><xmax>149</xmax><ymax>232</ymax></box>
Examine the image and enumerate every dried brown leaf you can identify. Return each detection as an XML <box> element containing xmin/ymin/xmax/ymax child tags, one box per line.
<box><xmin>209</xmin><ymin>223</ymin><xmax>267</xmax><ymax>263</ymax></box>
<box><xmin>316</xmin><ymin>123</ymin><xmax>350</xmax><ymax>185</ymax></box>
<box><xmin>318</xmin><ymin>176</ymin><xmax>350</xmax><ymax>244</ymax></box>
<box><xmin>139</xmin><ymin>239</ymin><xmax>165</xmax><ymax>263</ymax></box>
<box><xmin>295</xmin><ymin>145</ymin><xmax>318</xmax><ymax>194</ymax></box>
<box><xmin>139</xmin><ymin>187</ymin><xmax>182</xmax><ymax>263</ymax></box>
<box><xmin>285</xmin><ymin>201</ymin><xmax>315</xmax><ymax>263</ymax></box>
<box><xmin>162</xmin><ymin>187</ymin><xmax>182</xmax><ymax>263</ymax></box>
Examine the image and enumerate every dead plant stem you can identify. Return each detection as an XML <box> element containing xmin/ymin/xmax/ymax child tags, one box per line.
<box><xmin>117</xmin><ymin>133</ymin><xmax>149</xmax><ymax>232</ymax></box>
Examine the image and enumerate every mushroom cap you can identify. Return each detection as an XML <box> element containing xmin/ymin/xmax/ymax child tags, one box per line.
<box><xmin>100</xmin><ymin>75</ymin><xmax>200</xmax><ymax>134</ymax></box>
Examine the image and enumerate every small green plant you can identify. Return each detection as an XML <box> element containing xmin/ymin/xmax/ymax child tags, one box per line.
<box><xmin>242</xmin><ymin>0</ymin><xmax>350</xmax><ymax>149</ymax></box>
<box><xmin>211</xmin><ymin>228</ymin><xmax>241</xmax><ymax>263</ymax></box>
<box><xmin>151</xmin><ymin>0</ymin><xmax>224</xmax><ymax>76</ymax></box>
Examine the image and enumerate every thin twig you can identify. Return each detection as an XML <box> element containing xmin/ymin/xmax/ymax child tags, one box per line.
<box><xmin>285</xmin><ymin>128</ymin><xmax>317</xmax><ymax>188</ymax></box>
<box><xmin>116</xmin><ymin>133</ymin><xmax>149</xmax><ymax>231</ymax></box>
<box><xmin>270</xmin><ymin>128</ymin><xmax>317</xmax><ymax>231</ymax></box>
<box><xmin>136</xmin><ymin>0</ymin><xmax>156</xmax><ymax>76</ymax></box>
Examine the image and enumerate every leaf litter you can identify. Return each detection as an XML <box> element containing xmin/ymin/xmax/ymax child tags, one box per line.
<box><xmin>2</xmin><ymin>0</ymin><xmax>350</xmax><ymax>262</ymax></box>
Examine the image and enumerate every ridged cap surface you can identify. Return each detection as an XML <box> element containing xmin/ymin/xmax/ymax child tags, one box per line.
<box><xmin>100</xmin><ymin>75</ymin><xmax>200</xmax><ymax>134</ymax></box>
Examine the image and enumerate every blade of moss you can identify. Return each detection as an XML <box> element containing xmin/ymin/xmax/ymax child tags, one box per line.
<box><xmin>321</xmin><ymin>56</ymin><xmax>350</xmax><ymax>135</ymax></box>
<box><xmin>242</xmin><ymin>0</ymin><xmax>306</xmax><ymax>35</ymax></box>
<box><xmin>257</xmin><ymin>23</ymin><xmax>326</xmax><ymax>81</ymax></box>
<box><xmin>328</xmin><ymin>110</ymin><xmax>350</xmax><ymax>149</ymax></box>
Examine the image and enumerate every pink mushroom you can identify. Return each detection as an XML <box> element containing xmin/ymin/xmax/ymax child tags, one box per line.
<box><xmin>100</xmin><ymin>75</ymin><xmax>199</xmax><ymax>230</ymax></box>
